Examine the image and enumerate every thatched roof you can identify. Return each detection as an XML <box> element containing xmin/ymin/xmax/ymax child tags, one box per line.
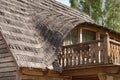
<box><xmin>0</xmin><ymin>0</ymin><xmax>119</xmax><ymax>69</ymax></box>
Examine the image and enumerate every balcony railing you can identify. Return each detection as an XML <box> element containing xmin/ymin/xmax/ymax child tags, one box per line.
<box><xmin>58</xmin><ymin>38</ymin><xmax>120</xmax><ymax>68</ymax></box>
<box><xmin>109</xmin><ymin>39</ymin><xmax>120</xmax><ymax>65</ymax></box>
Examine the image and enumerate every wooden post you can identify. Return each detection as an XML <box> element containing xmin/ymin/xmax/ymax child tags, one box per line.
<box><xmin>96</xmin><ymin>32</ymin><xmax>100</xmax><ymax>63</ymax></box>
<box><xmin>80</xmin><ymin>28</ymin><xmax>82</xmax><ymax>43</ymax></box>
<box><xmin>104</xmin><ymin>33</ymin><xmax>110</xmax><ymax>64</ymax></box>
<box><xmin>16</xmin><ymin>67</ymin><xmax>22</xmax><ymax>80</ymax></box>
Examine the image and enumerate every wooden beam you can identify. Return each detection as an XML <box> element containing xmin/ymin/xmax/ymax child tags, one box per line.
<box><xmin>22</xmin><ymin>68</ymin><xmax>44</xmax><ymax>76</ymax></box>
<box><xmin>62</xmin><ymin>65</ymin><xmax>120</xmax><ymax>77</ymax></box>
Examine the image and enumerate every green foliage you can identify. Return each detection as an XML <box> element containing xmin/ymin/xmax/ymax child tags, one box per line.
<box><xmin>69</xmin><ymin>0</ymin><xmax>120</xmax><ymax>32</ymax></box>
<box><xmin>105</xmin><ymin>0</ymin><xmax>120</xmax><ymax>32</ymax></box>
<box><xmin>69</xmin><ymin>0</ymin><xmax>79</xmax><ymax>9</ymax></box>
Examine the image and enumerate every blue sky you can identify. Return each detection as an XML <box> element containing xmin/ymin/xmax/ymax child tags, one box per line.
<box><xmin>56</xmin><ymin>0</ymin><xmax>70</xmax><ymax>6</ymax></box>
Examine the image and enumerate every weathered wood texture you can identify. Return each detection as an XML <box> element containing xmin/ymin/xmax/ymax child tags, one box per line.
<box><xmin>98</xmin><ymin>72</ymin><xmax>120</xmax><ymax>80</ymax></box>
<box><xmin>58</xmin><ymin>30</ymin><xmax>120</xmax><ymax>69</ymax></box>
<box><xmin>62</xmin><ymin>65</ymin><xmax>120</xmax><ymax>79</ymax></box>
<box><xmin>0</xmin><ymin>0</ymin><xmax>119</xmax><ymax>69</ymax></box>
<box><xmin>0</xmin><ymin>33</ymin><xmax>17</xmax><ymax>80</ymax></box>
<box><xmin>18</xmin><ymin>68</ymin><xmax>70</xmax><ymax>80</ymax></box>
<box><xmin>0</xmin><ymin>0</ymin><xmax>94</xmax><ymax>69</ymax></box>
<box><xmin>109</xmin><ymin>39</ymin><xmax>120</xmax><ymax>65</ymax></box>
<box><xmin>21</xmin><ymin>75</ymin><xmax>65</xmax><ymax>80</ymax></box>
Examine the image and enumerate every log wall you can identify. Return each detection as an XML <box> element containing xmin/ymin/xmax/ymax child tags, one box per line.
<box><xmin>0</xmin><ymin>33</ymin><xmax>17</xmax><ymax>80</ymax></box>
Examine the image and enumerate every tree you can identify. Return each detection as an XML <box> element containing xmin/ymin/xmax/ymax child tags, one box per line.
<box><xmin>69</xmin><ymin>0</ymin><xmax>79</xmax><ymax>9</ymax></box>
<box><xmin>105</xmin><ymin>0</ymin><xmax>120</xmax><ymax>31</ymax></box>
<box><xmin>69</xmin><ymin>0</ymin><xmax>120</xmax><ymax>32</ymax></box>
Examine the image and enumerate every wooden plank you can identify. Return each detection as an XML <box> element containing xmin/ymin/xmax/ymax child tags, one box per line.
<box><xmin>22</xmin><ymin>75</ymin><xmax>40</xmax><ymax>80</ymax></box>
<box><xmin>0</xmin><ymin>57</ymin><xmax>13</xmax><ymax>63</ymax></box>
<box><xmin>62</xmin><ymin>65</ymin><xmax>119</xmax><ymax>76</ymax></box>
<box><xmin>0</xmin><ymin>44</ymin><xmax>7</xmax><ymax>49</ymax></box>
<box><xmin>110</xmin><ymin>39</ymin><xmax>120</xmax><ymax>45</ymax></box>
<box><xmin>0</xmin><ymin>48</ymin><xmax>8</xmax><ymax>54</ymax></box>
<box><xmin>22</xmin><ymin>75</ymin><xmax>65</xmax><ymax>80</ymax></box>
<box><xmin>0</xmin><ymin>62</ymin><xmax>16</xmax><ymax>68</ymax></box>
<box><xmin>0</xmin><ymin>71</ymin><xmax>16</xmax><ymax>77</ymax></box>
<box><xmin>0</xmin><ymin>76</ymin><xmax>16</xmax><ymax>80</ymax></box>
<box><xmin>0</xmin><ymin>36</ymin><xmax>3</xmax><ymax>40</ymax></box>
<box><xmin>0</xmin><ymin>40</ymin><xmax>5</xmax><ymax>45</ymax></box>
<box><xmin>22</xmin><ymin>68</ymin><xmax>44</xmax><ymax>76</ymax></box>
<box><xmin>0</xmin><ymin>53</ymin><xmax>11</xmax><ymax>58</ymax></box>
<box><xmin>0</xmin><ymin>67</ymin><xmax>17</xmax><ymax>73</ymax></box>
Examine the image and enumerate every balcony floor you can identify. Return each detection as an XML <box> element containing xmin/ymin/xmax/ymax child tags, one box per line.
<box><xmin>61</xmin><ymin>64</ymin><xmax>120</xmax><ymax>79</ymax></box>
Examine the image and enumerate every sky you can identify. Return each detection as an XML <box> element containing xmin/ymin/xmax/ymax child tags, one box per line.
<box><xmin>56</xmin><ymin>0</ymin><xmax>70</xmax><ymax>6</ymax></box>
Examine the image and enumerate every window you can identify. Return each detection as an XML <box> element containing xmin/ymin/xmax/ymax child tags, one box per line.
<box><xmin>82</xmin><ymin>29</ymin><xmax>96</xmax><ymax>42</ymax></box>
<box><xmin>63</xmin><ymin>29</ymin><xmax>78</xmax><ymax>45</ymax></box>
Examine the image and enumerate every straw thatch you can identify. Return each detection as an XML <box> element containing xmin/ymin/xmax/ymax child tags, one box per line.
<box><xmin>0</xmin><ymin>0</ymin><xmax>119</xmax><ymax>69</ymax></box>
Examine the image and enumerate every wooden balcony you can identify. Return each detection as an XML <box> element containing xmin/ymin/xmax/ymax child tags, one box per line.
<box><xmin>58</xmin><ymin>36</ymin><xmax>120</xmax><ymax>69</ymax></box>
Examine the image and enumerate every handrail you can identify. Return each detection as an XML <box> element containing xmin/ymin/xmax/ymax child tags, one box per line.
<box><xmin>109</xmin><ymin>39</ymin><xmax>120</xmax><ymax>45</ymax></box>
<box><xmin>63</xmin><ymin>40</ymin><xmax>103</xmax><ymax>48</ymax></box>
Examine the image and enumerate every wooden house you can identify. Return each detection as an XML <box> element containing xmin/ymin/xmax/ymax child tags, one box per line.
<box><xmin>0</xmin><ymin>0</ymin><xmax>119</xmax><ymax>80</ymax></box>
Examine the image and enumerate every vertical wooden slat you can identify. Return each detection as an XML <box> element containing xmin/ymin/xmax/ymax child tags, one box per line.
<box><xmin>58</xmin><ymin>51</ymin><xmax>62</xmax><ymax>65</ymax></box>
<box><xmin>86</xmin><ymin>50</ymin><xmax>89</xmax><ymax>64</ymax></box>
<box><xmin>66</xmin><ymin>48</ymin><xmax>69</xmax><ymax>67</ymax></box>
<box><xmin>82</xmin><ymin>51</ymin><xmax>85</xmax><ymax>65</ymax></box>
<box><xmin>90</xmin><ymin>44</ymin><xmax>94</xmax><ymax>64</ymax></box>
<box><xmin>78</xmin><ymin>50</ymin><xmax>80</xmax><ymax>65</ymax></box>
<box><xmin>69</xmin><ymin>48</ymin><xmax>72</xmax><ymax>67</ymax></box>
<box><xmin>95</xmin><ymin>43</ymin><xmax>99</xmax><ymax>64</ymax></box>
<box><xmin>62</xmin><ymin>48</ymin><xmax>65</xmax><ymax>68</ymax></box>
<box><xmin>73</xmin><ymin>51</ymin><xmax>76</xmax><ymax>66</ymax></box>
<box><xmin>100</xmin><ymin>41</ymin><xmax>104</xmax><ymax>63</ymax></box>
